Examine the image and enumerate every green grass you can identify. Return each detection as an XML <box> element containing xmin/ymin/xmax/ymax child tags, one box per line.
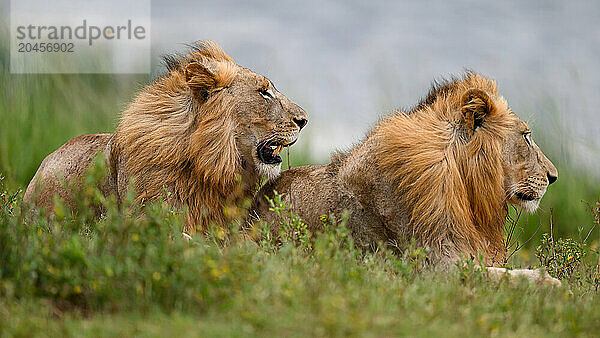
<box><xmin>1</xmin><ymin>173</ymin><xmax>599</xmax><ymax>337</ymax></box>
<box><xmin>0</xmin><ymin>33</ymin><xmax>145</xmax><ymax>191</ymax></box>
<box><xmin>1</xmin><ymin>29</ymin><xmax>600</xmax><ymax>336</ymax></box>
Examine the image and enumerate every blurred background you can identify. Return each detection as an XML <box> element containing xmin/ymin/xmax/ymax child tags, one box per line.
<box><xmin>0</xmin><ymin>0</ymin><xmax>598</xmax><ymax>247</ymax></box>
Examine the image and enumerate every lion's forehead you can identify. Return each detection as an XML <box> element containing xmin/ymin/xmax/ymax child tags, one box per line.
<box><xmin>500</xmin><ymin>110</ymin><xmax>529</xmax><ymax>134</ymax></box>
<box><xmin>512</xmin><ymin>117</ymin><xmax>530</xmax><ymax>134</ymax></box>
<box><xmin>236</xmin><ymin>68</ymin><xmax>270</xmax><ymax>87</ymax></box>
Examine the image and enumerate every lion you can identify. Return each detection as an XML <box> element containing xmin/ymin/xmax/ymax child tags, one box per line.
<box><xmin>24</xmin><ymin>40</ymin><xmax>308</xmax><ymax>232</ymax></box>
<box><xmin>253</xmin><ymin>72</ymin><xmax>560</xmax><ymax>284</ymax></box>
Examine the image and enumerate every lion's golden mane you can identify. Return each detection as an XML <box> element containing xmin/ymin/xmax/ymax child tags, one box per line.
<box><xmin>254</xmin><ymin>72</ymin><xmax>557</xmax><ymax>266</ymax></box>
<box><xmin>25</xmin><ymin>41</ymin><xmax>308</xmax><ymax>232</ymax></box>
<box><xmin>372</xmin><ymin>74</ymin><xmax>514</xmax><ymax>262</ymax></box>
<box><xmin>111</xmin><ymin>41</ymin><xmax>243</xmax><ymax>229</ymax></box>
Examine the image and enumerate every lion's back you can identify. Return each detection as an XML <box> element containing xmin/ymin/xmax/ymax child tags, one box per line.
<box><xmin>24</xmin><ymin>133</ymin><xmax>115</xmax><ymax>213</ymax></box>
<box><xmin>253</xmin><ymin>164</ymin><xmax>337</xmax><ymax>231</ymax></box>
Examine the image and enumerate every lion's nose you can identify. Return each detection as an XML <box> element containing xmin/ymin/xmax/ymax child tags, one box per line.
<box><xmin>293</xmin><ymin>116</ymin><xmax>308</xmax><ymax>130</ymax></box>
<box><xmin>547</xmin><ymin>172</ymin><xmax>557</xmax><ymax>185</ymax></box>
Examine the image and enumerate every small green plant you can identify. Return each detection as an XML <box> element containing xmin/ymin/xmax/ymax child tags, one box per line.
<box><xmin>399</xmin><ymin>243</ymin><xmax>429</xmax><ymax>274</ymax></box>
<box><xmin>455</xmin><ymin>254</ymin><xmax>487</xmax><ymax>285</ymax></box>
<box><xmin>258</xmin><ymin>219</ymin><xmax>278</xmax><ymax>252</ymax></box>
<box><xmin>265</xmin><ymin>191</ymin><xmax>312</xmax><ymax>251</ymax></box>
<box><xmin>0</xmin><ymin>174</ymin><xmax>20</xmax><ymax>216</ymax></box>
<box><xmin>314</xmin><ymin>211</ymin><xmax>358</xmax><ymax>257</ymax></box>
<box><xmin>592</xmin><ymin>200</ymin><xmax>600</xmax><ymax>289</ymax></box>
<box><xmin>504</xmin><ymin>206</ymin><xmax>543</xmax><ymax>264</ymax></box>
<box><xmin>536</xmin><ymin>233</ymin><xmax>586</xmax><ymax>280</ymax></box>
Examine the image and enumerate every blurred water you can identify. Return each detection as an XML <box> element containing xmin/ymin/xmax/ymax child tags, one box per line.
<box><xmin>2</xmin><ymin>0</ymin><xmax>599</xmax><ymax>174</ymax></box>
<box><xmin>150</xmin><ymin>0</ymin><xmax>599</xmax><ymax>173</ymax></box>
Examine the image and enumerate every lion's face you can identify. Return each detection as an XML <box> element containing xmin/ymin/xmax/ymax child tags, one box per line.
<box><xmin>502</xmin><ymin>116</ymin><xmax>558</xmax><ymax>212</ymax></box>
<box><xmin>183</xmin><ymin>51</ymin><xmax>308</xmax><ymax>184</ymax></box>
<box><xmin>457</xmin><ymin>86</ymin><xmax>557</xmax><ymax>215</ymax></box>
<box><xmin>226</xmin><ymin>68</ymin><xmax>308</xmax><ymax>180</ymax></box>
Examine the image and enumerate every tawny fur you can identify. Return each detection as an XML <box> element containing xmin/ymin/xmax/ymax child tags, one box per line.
<box><xmin>111</xmin><ymin>43</ymin><xmax>241</xmax><ymax>229</ymax></box>
<box><xmin>253</xmin><ymin>72</ymin><xmax>557</xmax><ymax>267</ymax></box>
<box><xmin>372</xmin><ymin>75</ymin><xmax>514</xmax><ymax>263</ymax></box>
<box><xmin>24</xmin><ymin>40</ymin><xmax>308</xmax><ymax>232</ymax></box>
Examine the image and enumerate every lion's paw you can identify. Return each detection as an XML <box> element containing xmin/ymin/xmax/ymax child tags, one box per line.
<box><xmin>486</xmin><ymin>267</ymin><xmax>562</xmax><ymax>287</ymax></box>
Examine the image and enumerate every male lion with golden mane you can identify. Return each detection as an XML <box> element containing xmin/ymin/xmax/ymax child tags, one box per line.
<box><xmin>254</xmin><ymin>72</ymin><xmax>560</xmax><ymax>284</ymax></box>
<box><xmin>24</xmin><ymin>40</ymin><xmax>308</xmax><ymax>231</ymax></box>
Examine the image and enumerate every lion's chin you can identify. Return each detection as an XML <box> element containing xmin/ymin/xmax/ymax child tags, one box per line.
<box><xmin>256</xmin><ymin>162</ymin><xmax>282</xmax><ymax>181</ymax></box>
<box><xmin>509</xmin><ymin>194</ymin><xmax>541</xmax><ymax>214</ymax></box>
<box><xmin>519</xmin><ymin>199</ymin><xmax>541</xmax><ymax>213</ymax></box>
<box><xmin>513</xmin><ymin>186</ymin><xmax>546</xmax><ymax>213</ymax></box>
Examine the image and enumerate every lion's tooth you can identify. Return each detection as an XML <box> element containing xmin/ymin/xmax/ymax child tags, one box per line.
<box><xmin>273</xmin><ymin>145</ymin><xmax>284</xmax><ymax>156</ymax></box>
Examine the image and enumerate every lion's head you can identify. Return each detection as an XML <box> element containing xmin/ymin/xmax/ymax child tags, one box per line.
<box><xmin>113</xmin><ymin>40</ymin><xmax>307</xmax><ymax>229</ymax></box>
<box><xmin>448</xmin><ymin>77</ymin><xmax>558</xmax><ymax>214</ymax></box>
<box><xmin>175</xmin><ymin>41</ymin><xmax>308</xmax><ymax>183</ymax></box>
<box><xmin>375</xmin><ymin>72</ymin><xmax>557</xmax><ymax>263</ymax></box>
<box><xmin>219</xmin><ymin>67</ymin><xmax>308</xmax><ymax>181</ymax></box>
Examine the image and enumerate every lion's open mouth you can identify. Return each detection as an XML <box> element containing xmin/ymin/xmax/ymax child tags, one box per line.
<box><xmin>515</xmin><ymin>192</ymin><xmax>536</xmax><ymax>201</ymax></box>
<box><xmin>257</xmin><ymin>140</ymin><xmax>292</xmax><ymax>165</ymax></box>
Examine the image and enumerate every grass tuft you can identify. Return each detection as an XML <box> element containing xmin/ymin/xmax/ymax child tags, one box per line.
<box><xmin>0</xmin><ymin>169</ymin><xmax>600</xmax><ymax>335</ymax></box>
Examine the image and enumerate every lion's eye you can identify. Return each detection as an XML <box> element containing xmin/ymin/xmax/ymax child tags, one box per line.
<box><xmin>523</xmin><ymin>132</ymin><xmax>532</xmax><ymax>145</ymax></box>
<box><xmin>258</xmin><ymin>88</ymin><xmax>273</xmax><ymax>100</ymax></box>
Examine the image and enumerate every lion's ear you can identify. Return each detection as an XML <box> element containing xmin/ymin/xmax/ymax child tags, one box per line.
<box><xmin>185</xmin><ymin>62</ymin><xmax>217</xmax><ymax>102</ymax></box>
<box><xmin>460</xmin><ymin>88</ymin><xmax>494</xmax><ymax>132</ymax></box>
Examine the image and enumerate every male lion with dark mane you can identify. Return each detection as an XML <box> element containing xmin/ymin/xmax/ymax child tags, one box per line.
<box><xmin>254</xmin><ymin>72</ymin><xmax>560</xmax><ymax>284</ymax></box>
<box><xmin>24</xmin><ymin>40</ymin><xmax>308</xmax><ymax>232</ymax></box>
